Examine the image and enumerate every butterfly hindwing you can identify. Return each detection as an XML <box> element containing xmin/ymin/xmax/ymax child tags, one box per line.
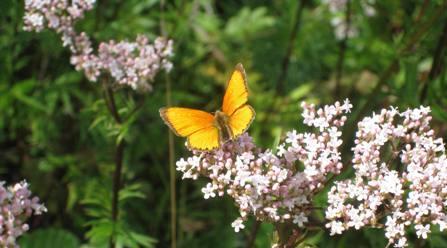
<box><xmin>222</xmin><ymin>63</ymin><xmax>249</xmax><ymax>116</ymax></box>
<box><xmin>229</xmin><ymin>104</ymin><xmax>255</xmax><ymax>138</ymax></box>
<box><xmin>187</xmin><ymin>126</ymin><xmax>220</xmax><ymax>150</ymax></box>
<box><xmin>159</xmin><ymin>107</ymin><xmax>214</xmax><ymax>137</ymax></box>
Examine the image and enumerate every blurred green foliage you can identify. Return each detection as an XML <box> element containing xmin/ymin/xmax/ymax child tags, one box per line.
<box><xmin>1</xmin><ymin>0</ymin><xmax>447</xmax><ymax>247</ymax></box>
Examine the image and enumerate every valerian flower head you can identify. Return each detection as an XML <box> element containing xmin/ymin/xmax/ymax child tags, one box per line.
<box><xmin>0</xmin><ymin>181</ymin><xmax>46</xmax><ymax>247</ymax></box>
<box><xmin>23</xmin><ymin>0</ymin><xmax>173</xmax><ymax>92</ymax></box>
<box><xmin>176</xmin><ymin>100</ymin><xmax>351</xmax><ymax>232</ymax></box>
<box><xmin>325</xmin><ymin>105</ymin><xmax>447</xmax><ymax>247</ymax></box>
<box><xmin>321</xmin><ymin>0</ymin><xmax>376</xmax><ymax>40</ymax></box>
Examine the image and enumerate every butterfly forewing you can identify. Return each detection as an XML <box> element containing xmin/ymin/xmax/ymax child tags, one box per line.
<box><xmin>159</xmin><ymin>107</ymin><xmax>214</xmax><ymax>137</ymax></box>
<box><xmin>222</xmin><ymin>63</ymin><xmax>249</xmax><ymax>116</ymax></box>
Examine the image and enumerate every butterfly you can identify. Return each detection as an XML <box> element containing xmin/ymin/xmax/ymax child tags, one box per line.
<box><xmin>159</xmin><ymin>63</ymin><xmax>255</xmax><ymax>151</ymax></box>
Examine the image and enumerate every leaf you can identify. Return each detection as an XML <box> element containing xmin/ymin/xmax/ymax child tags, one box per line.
<box><xmin>13</xmin><ymin>91</ymin><xmax>49</xmax><ymax>113</ymax></box>
<box><xmin>400</xmin><ymin>58</ymin><xmax>419</xmax><ymax>107</ymax></box>
<box><xmin>119</xmin><ymin>183</ymin><xmax>146</xmax><ymax>203</ymax></box>
<box><xmin>225</xmin><ymin>7</ymin><xmax>275</xmax><ymax>42</ymax></box>
<box><xmin>19</xmin><ymin>228</ymin><xmax>80</xmax><ymax>248</ymax></box>
<box><xmin>271</xmin><ymin>127</ymin><xmax>282</xmax><ymax>153</ymax></box>
<box><xmin>289</xmin><ymin>83</ymin><xmax>314</xmax><ymax>101</ymax></box>
<box><xmin>431</xmin><ymin>104</ymin><xmax>447</xmax><ymax>122</ymax></box>
<box><xmin>86</xmin><ymin>219</ymin><xmax>114</xmax><ymax>245</ymax></box>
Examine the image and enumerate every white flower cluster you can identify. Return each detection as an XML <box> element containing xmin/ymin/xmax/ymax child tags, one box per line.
<box><xmin>176</xmin><ymin>100</ymin><xmax>352</xmax><ymax>232</ymax></box>
<box><xmin>0</xmin><ymin>181</ymin><xmax>46</xmax><ymax>247</ymax></box>
<box><xmin>24</xmin><ymin>0</ymin><xmax>95</xmax><ymax>33</ymax></box>
<box><xmin>326</xmin><ymin>106</ymin><xmax>447</xmax><ymax>247</ymax></box>
<box><xmin>321</xmin><ymin>0</ymin><xmax>376</xmax><ymax>40</ymax></box>
<box><xmin>23</xmin><ymin>0</ymin><xmax>173</xmax><ymax>91</ymax></box>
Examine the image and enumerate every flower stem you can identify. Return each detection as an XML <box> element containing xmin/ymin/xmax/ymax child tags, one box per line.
<box><xmin>245</xmin><ymin>220</ymin><xmax>261</xmax><ymax>248</ymax></box>
<box><xmin>166</xmin><ymin>74</ymin><xmax>177</xmax><ymax>248</ymax></box>
<box><xmin>420</xmin><ymin>15</ymin><xmax>447</xmax><ymax>102</ymax></box>
<box><xmin>334</xmin><ymin>0</ymin><xmax>351</xmax><ymax>97</ymax></box>
<box><xmin>160</xmin><ymin>1</ymin><xmax>177</xmax><ymax>247</ymax></box>
<box><xmin>102</xmin><ymin>77</ymin><xmax>124</xmax><ymax>248</ymax></box>
<box><xmin>111</xmin><ymin>139</ymin><xmax>125</xmax><ymax>222</ymax></box>
<box><xmin>260</xmin><ymin>0</ymin><xmax>306</xmax><ymax>135</ymax></box>
<box><xmin>275</xmin><ymin>222</ymin><xmax>303</xmax><ymax>248</ymax></box>
<box><xmin>275</xmin><ymin>0</ymin><xmax>306</xmax><ymax>95</ymax></box>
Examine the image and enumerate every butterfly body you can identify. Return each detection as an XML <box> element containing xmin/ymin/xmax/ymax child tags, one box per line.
<box><xmin>213</xmin><ymin>110</ymin><xmax>233</xmax><ymax>144</ymax></box>
<box><xmin>160</xmin><ymin>63</ymin><xmax>255</xmax><ymax>151</ymax></box>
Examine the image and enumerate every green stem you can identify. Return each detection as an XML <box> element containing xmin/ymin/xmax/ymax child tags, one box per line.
<box><xmin>159</xmin><ymin>1</ymin><xmax>177</xmax><ymax>247</ymax></box>
<box><xmin>260</xmin><ymin>0</ymin><xmax>306</xmax><ymax>136</ymax></box>
<box><xmin>275</xmin><ymin>0</ymin><xmax>307</xmax><ymax>95</ymax></box>
<box><xmin>275</xmin><ymin>222</ymin><xmax>302</xmax><ymax>248</ymax></box>
<box><xmin>245</xmin><ymin>220</ymin><xmax>261</xmax><ymax>248</ymax></box>
<box><xmin>420</xmin><ymin>15</ymin><xmax>447</xmax><ymax>102</ymax></box>
<box><xmin>334</xmin><ymin>0</ymin><xmax>351</xmax><ymax>97</ymax></box>
<box><xmin>102</xmin><ymin>78</ymin><xmax>124</xmax><ymax>248</ymax></box>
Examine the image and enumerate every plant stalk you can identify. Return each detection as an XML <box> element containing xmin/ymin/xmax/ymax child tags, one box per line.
<box><xmin>159</xmin><ymin>1</ymin><xmax>177</xmax><ymax>247</ymax></box>
<box><xmin>420</xmin><ymin>15</ymin><xmax>447</xmax><ymax>102</ymax></box>
<box><xmin>334</xmin><ymin>0</ymin><xmax>351</xmax><ymax>97</ymax></box>
<box><xmin>102</xmin><ymin>77</ymin><xmax>124</xmax><ymax>248</ymax></box>
<box><xmin>276</xmin><ymin>0</ymin><xmax>306</xmax><ymax>95</ymax></box>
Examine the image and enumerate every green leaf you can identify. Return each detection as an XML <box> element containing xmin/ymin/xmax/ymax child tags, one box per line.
<box><xmin>289</xmin><ymin>83</ymin><xmax>314</xmax><ymax>101</ymax></box>
<box><xmin>119</xmin><ymin>183</ymin><xmax>146</xmax><ymax>203</ymax></box>
<box><xmin>19</xmin><ymin>228</ymin><xmax>80</xmax><ymax>248</ymax></box>
<box><xmin>400</xmin><ymin>58</ymin><xmax>419</xmax><ymax>107</ymax></box>
<box><xmin>431</xmin><ymin>104</ymin><xmax>447</xmax><ymax>122</ymax></box>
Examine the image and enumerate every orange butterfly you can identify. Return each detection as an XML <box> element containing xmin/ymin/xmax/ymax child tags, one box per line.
<box><xmin>159</xmin><ymin>63</ymin><xmax>255</xmax><ymax>151</ymax></box>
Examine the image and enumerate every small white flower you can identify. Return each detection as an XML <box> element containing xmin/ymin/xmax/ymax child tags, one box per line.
<box><xmin>415</xmin><ymin>224</ymin><xmax>430</xmax><ymax>239</ymax></box>
<box><xmin>231</xmin><ymin>218</ymin><xmax>245</xmax><ymax>232</ymax></box>
<box><xmin>201</xmin><ymin>183</ymin><xmax>216</xmax><ymax>199</ymax></box>
<box><xmin>329</xmin><ymin>221</ymin><xmax>344</xmax><ymax>235</ymax></box>
<box><xmin>292</xmin><ymin>213</ymin><xmax>308</xmax><ymax>227</ymax></box>
<box><xmin>24</xmin><ymin>13</ymin><xmax>44</xmax><ymax>29</ymax></box>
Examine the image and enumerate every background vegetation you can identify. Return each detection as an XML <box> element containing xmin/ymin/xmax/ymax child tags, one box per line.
<box><xmin>1</xmin><ymin>0</ymin><xmax>447</xmax><ymax>247</ymax></box>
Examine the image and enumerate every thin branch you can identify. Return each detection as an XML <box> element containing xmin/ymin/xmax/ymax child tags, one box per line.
<box><xmin>415</xmin><ymin>0</ymin><xmax>430</xmax><ymax>23</ymax></box>
<box><xmin>334</xmin><ymin>0</ymin><xmax>352</xmax><ymax>97</ymax></box>
<box><xmin>126</xmin><ymin>96</ymin><xmax>147</xmax><ymax>120</ymax></box>
<box><xmin>160</xmin><ymin>1</ymin><xmax>177</xmax><ymax>248</ymax></box>
<box><xmin>285</xmin><ymin>229</ymin><xmax>302</xmax><ymax>248</ymax></box>
<box><xmin>420</xmin><ymin>16</ymin><xmax>447</xmax><ymax>102</ymax></box>
<box><xmin>276</xmin><ymin>0</ymin><xmax>306</xmax><ymax>95</ymax></box>
<box><xmin>259</xmin><ymin>0</ymin><xmax>306</xmax><ymax>133</ymax></box>
<box><xmin>167</xmin><ymin>74</ymin><xmax>177</xmax><ymax>248</ymax></box>
<box><xmin>102</xmin><ymin>77</ymin><xmax>122</xmax><ymax>124</ymax></box>
<box><xmin>102</xmin><ymin>77</ymin><xmax>125</xmax><ymax>248</ymax></box>
<box><xmin>245</xmin><ymin>221</ymin><xmax>261</xmax><ymax>248</ymax></box>
<box><xmin>111</xmin><ymin>140</ymin><xmax>125</xmax><ymax>223</ymax></box>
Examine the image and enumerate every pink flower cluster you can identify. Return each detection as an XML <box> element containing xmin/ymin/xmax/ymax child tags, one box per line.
<box><xmin>23</xmin><ymin>0</ymin><xmax>173</xmax><ymax>91</ymax></box>
<box><xmin>321</xmin><ymin>0</ymin><xmax>376</xmax><ymax>40</ymax></box>
<box><xmin>0</xmin><ymin>181</ymin><xmax>46</xmax><ymax>247</ymax></box>
<box><xmin>326</xmin><ymin>106</ymin><xmax>447</xmax><ymax>247</ymax></box>
<box><xmin>176</xmin><ymin>100</ymin><xmax>352</xmax><ymax>232</ymax></box>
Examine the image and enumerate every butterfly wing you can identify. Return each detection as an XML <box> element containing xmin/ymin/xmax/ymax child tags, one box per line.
<box><xmin>222</xmin><ymin>63</ymin><xmax>255</xmax><ymax>138</ymax></box>
<box><xmin>187</xmin><ymin>126</ymin><xmax>220</xmax><ymax>150</ymax></box>
<box><xmin>228</xmin><ymin>105</ymin><xmax>255</xmax><ymax>138</ymax></box>
<box><xmin>222</xmin><ymin>63</ymin><xmax>249</xmax><ymax>116</ymax></box>
<box><xmin>159</xmin><ymin>107</ymin><xmax>219</xmax><ymax>150</ymax></box>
